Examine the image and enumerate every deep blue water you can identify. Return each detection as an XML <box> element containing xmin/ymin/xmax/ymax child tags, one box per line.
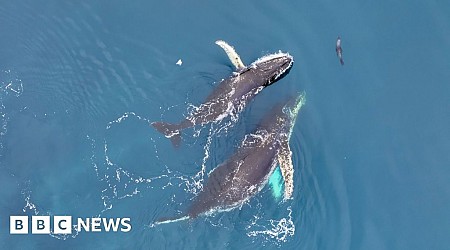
<box><xmin>1</xmin><ymin>0</ymin><xmax>450</xmax><ymax>249</ymax></box>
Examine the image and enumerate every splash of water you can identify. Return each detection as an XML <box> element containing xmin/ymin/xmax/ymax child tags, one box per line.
<box><xmin>247</xmin><ymin>207</ymin><xmax>295</xmax><ymax>244</ymax></box>
<box><xmin>0</xmin><ymin>69</ymin><xmax>24</xmax><ymax>158</ymax></box>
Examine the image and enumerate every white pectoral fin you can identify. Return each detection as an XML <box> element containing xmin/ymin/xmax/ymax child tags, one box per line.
<box><xmin>278</xmin><ymin>138</ymin><xmax>294</xmax><ymax>201</ymax></box>
<box><xmin>215</xmin><ymin>40</ymin><xmax>246</xmax><ymax>70</ymax></box>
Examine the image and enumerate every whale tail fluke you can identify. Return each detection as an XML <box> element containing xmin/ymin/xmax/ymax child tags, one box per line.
<box><xmin>151</xmin><ymin>121</ymin><xmax>182</xmax><ymax>147</ymax></box>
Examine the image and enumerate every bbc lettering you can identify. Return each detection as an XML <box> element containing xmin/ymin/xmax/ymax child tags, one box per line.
<box><xmin>10</xmin><ymin>216</ymin><xmax>131</xmax><ymax>234</ymax></box>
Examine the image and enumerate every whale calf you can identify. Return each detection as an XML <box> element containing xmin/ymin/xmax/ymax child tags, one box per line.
<box><xmin>155</xmin><ymin>92</ymin><xmax>306</xmax><ymax>225</ymax></box>
<box><xmin>152</xmin><ymin>40</ymin><xmax>293</xmax><ymax>147</ymax></box>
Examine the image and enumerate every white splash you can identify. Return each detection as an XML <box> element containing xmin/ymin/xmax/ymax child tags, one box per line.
<box><xmin>247</xmin><ymin>207</ymin><xmax>295</xmax><ymax>243</ymax></box>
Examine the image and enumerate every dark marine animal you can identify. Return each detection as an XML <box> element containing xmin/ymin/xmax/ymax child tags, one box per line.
<box><xmin>151</xmin><ymin>40</ymin><xmax>294</xmax><ymax>147</ymax></box>
<box><xmin>336</xmin><ymin>36</ymin><xmax>344</xmax><ymax>65</ymax></box>
<box><xmin>154</xmin><ymin>93</ymin><xmax>305</xmax><ymax>225</ymax></box>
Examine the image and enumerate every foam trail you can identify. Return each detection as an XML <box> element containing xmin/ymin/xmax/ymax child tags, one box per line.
<box><xmin>150</xmin><ymin>215</ymin><xmax>190</xmax><ymax>227</ymax></box>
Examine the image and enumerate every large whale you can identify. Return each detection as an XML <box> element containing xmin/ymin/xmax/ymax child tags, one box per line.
<box><xmin>155</xmin><ymin>92</ymin><xmax>306</xmax><ymax>225</ymax></box>
<box><xmin>152</xmin><ymin>40</ymin><xmax>293</xmax><ymax>147</ymax></box>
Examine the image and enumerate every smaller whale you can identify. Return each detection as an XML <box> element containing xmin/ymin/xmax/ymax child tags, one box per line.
<box><xmin>154</xmin><ymin>92</ymin><xmax>306</xmax><ymax>225</ymax></box>
<box><xmin>336</xmin><ymin>36</ymin><xmax>344</xmax><ymax>65</ymax></box>
<box><xmin>151</xmin><ymin>40</ymin><xmax>293</xmax><ymax>147</ymax></box>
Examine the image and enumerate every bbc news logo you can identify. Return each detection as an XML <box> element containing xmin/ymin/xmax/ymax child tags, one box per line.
<box><xmin>10</xmin><ymin>216</ymin><xmax>131</xmax><ymax>234</ymax></box>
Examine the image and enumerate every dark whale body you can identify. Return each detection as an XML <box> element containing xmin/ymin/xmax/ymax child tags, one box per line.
<box><xmin>151</xmin><ymin>46</ymin><xmax>293</xmax><ymax>147</ymax></box>
<box><xmin>155</xmin><ymin>93</ymin><xmax>305</xmax><ymax>225</ymax></box>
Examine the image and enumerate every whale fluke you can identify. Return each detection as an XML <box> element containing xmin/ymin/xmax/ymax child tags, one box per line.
<box><xmin>151</xmin><ymin>121</ymin><xmax>182</xmax><ymax>148</ymax></box>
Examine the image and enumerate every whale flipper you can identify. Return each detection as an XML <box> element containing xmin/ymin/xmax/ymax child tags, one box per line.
<box><xmin>277</xmin><ymin>137</ymin><xmax>294</xmax><ymax>200</ymax></box>
<box><xmin>151</xmin><ymin>121</ymin><xmax>182</xmax><ymax>147</ymax></box>
<box><xmin>215</xmin><ymin>40</ymin><xmax>246</xmax><ymax>70</ymax></box>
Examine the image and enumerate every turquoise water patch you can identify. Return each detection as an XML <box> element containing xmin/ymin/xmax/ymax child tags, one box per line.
<box><xmin>269</xmin><ymin>166</ymin><xmax>284</xmax><ymax>200</ymax></box>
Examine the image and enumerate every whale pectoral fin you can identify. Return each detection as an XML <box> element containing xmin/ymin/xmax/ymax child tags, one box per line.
<box><xmin>277</xmin><ymin>138</ymin><xmax>294</xmax><ymax>201</ymax></box>
<box><xmin>215</xmin><ymin>40</ymin><xmax>246</xmax><ymax>70</ymax></box>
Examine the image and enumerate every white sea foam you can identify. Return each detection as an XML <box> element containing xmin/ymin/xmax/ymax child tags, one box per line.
<box><xmin>247</xmin><ymin>207</ymin><xmax>295</xmax><ymax>243</ymax></box>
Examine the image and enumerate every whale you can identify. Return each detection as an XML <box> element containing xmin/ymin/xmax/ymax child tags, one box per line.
<box><xmin>154</xmin><ymin>92</ymin><xmax>306</xmax><ymax>225</ymax></box>
<box><xmin>151</xmin><ymin>40</ymin><xmax>294</xmax><ymax>147</ymax></box>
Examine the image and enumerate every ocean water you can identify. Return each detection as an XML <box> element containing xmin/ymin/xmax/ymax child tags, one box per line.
<box><xmin>1</xmin><ymin>0</ymin><xmax>450</xmax><ymax>249</ymax></box>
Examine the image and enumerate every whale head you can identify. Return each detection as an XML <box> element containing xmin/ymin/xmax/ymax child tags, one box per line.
<box><xmin>250</xmin><ymin>52</ymin><xmax>294</xmax><ymax>86</ymax></box>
